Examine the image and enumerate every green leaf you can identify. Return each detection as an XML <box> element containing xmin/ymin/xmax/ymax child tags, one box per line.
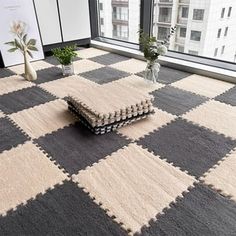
<box><xmin>14</xmin><ymin>39</ymin><xmax>24</xmax><ymax>51</ymax></box>
<box><xmin>5</xmin><ymin>41</ymin><xmax>15</xmax><ymax>46</ymax></box>
<box><xmin>27</xmin><ymin>39</ymin><xmax>36</xmax><ymax>46</ymax></box>
<box><xmin>27</xmin><ymin>46</ymin><xmax>38</xmax><ymax>51</ymax></box>
<box><xmin>23</xmin><ymin>34</ymin><xmax>27</xmax><ymax>43</ymax></box>
<box><xmin>8</xmin><ymin>48</ymin><xmax>18</xmax><ymax>52</ymax></box>
<box><xmin>27</xmin><ymin>50</ymin><xmax>33</xmax><ymax>58</ymax></box>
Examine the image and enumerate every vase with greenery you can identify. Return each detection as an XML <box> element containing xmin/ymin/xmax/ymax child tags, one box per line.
<box><xmin>52</xmin><ymin>45</ymin><xmax>77</xmax><ymax>76</ymax></box>
<box><xmin>5</xmin><ymin>20</ymin><xmax>38</xmax><ymax>81</ymax></box>
<box><xmin>139</xmin><ymin>26</ymin><xmax>176</xmax><ymax>83</ymax></box>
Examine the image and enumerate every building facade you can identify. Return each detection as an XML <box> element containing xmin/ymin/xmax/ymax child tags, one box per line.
<box><xmin>99</xmin><ymin>0</ymin><xmax>140</xmax><ymax>43</ymax></box>
<box><xmin>99</xmin><ymin>0</ymin><xmax>236</xmax><ymax>62</ymax></box>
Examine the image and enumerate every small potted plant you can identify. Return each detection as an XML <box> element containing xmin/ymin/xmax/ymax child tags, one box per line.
<box><xmin>52</xmin><ymin>45</ymin><xmax>77</xmax><ymax>76</ymax></box>
<box><xmin>139</xmin><ymin>26</ymin><xmax>176</xmax><ymax>83</ymax></box>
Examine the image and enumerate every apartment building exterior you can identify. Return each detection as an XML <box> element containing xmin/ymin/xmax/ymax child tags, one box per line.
<box><xmin>154</xmin><ymin>0</ymin><xmax>236</xmax><ymax>62</ymax></box>
<box><xmin>98</xmin><ymin>0</ymin><xmax>236</xmax><ymax>62</ymax></box>
<box><xmin>98</xmin><ymin>0</ymin><xmax>140</xmax><ymax>43</ymax></box>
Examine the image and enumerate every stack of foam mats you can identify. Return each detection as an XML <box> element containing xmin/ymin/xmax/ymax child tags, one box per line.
<box><xmin>67</xmin><ymin>83</ymin><xmax>155</xmax><ymax>134</ymax></box>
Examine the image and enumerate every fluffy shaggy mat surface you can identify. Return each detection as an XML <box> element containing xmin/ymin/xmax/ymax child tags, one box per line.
<box><xmin>0</xmin><ymin>47</ymin><xmax>236</xmax><ymax>235</ymax></box>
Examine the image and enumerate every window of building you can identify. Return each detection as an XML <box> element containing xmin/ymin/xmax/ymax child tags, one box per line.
<box><xmin>193</xmin><ymin>9</ymin><xmax>204</xmax><ymax>20</ymax></box>
<box><xmin>190</xmin><ymin>30</ymin><xmax>201</xmax><ymax>41</ymax></box>
<box><xmin>113</xmin><ymin>24</ymin><xmax>128</xmax><ymax>39</ymax></box>
<box><xmin>224</xmin><ymin>27</ymin><xmax>228</xmax><ymax>36</ymax></box>
<box><xmin>97</xmin><ymin>0</ymin><xmax>140</xmax><ymax>43</ymax></box>
<box><xmin>217</xmin><ymin>28</ymin><xmax>222</xmax><ymax>38</ymax></box>
<box><xmin>181</xmin><ymin>7</ymin><xmax>189</xmax><ymax>18</ymax></box>
<box><xmin>159</xmin><ymin>7</ymin><xmax>172</xmax><ymax>23</ymax></box>
<box><xmin>221</xmin><ymin>8</ymin><xmax>225</xmax><ymax>18</ymax></box>
<box><xmin>214</xmin><ymin>48</ymin><xmax>218</xmax><ymax>57</ymax></box>
<box><xmin>188</xmin><ymin>50</ymin><xmax>199</xmax><ymax>55</ymax></box>
<box><xmin>179</xmin><ymin>27</ymin><xmax>186</xmax><ymax>37</ymax></box>
<box><xmin>228</xmin><ymin>7</ymin><xmax>232</xmax><ymax>17</ymax></box>
<box><xmin>99</xmin><ymin>3</ymin><xmax>103</xmax><ymax>11</ymax></box>
<box><xmin>113</xmin><ymin>7</ymin><xmax>128</xmax><ymax>21</ymax></box>
<box><xmin>178</xmin><ymin>46</ymin><xmax>184</xmax><ymax>53</ymax></box>
<box><xmin>221</xmin><ymin>45</ymin><xmax>225</xmax><ymax>55</ymax></box>
<box><xmin>157</xmin><ymin>27</ymin><xmax>170</xmax><ymax>41</ymax></box>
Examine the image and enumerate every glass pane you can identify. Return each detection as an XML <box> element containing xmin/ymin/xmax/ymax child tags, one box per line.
<box><xmin>98</xmin><ymin>0</ymin><xmax>141</xmax><ymax>43</ymax></box>
<box><xmin>152</xmin><ymin>0</ymin><xmax>236</xmax><ymax>63</ymax></box>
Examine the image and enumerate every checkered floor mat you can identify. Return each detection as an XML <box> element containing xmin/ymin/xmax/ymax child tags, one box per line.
<box><xmin>0</xmin><ymin>47</ymin><xmax>236</xmax><ymax>235</ymax></box>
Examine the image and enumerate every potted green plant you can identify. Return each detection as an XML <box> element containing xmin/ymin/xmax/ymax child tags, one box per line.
<box><xmin>5</xmin><ymin>20</ymin><xmax>38</xmax><ymax>81</ymax></box>
<box><xmin>52</xmin><ymin>45</ymin><xmax>77</xmax><ymax>76</ymax></box>
<box><xmin>139</xmin><ymin>26</ymin><xmax>176</xmax><ymax>83</ymax></box>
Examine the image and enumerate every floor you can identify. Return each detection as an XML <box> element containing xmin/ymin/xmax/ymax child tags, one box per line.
<box><xmin>0</xmin><ymin>47</ymin><xmax>236</xmax><ymax>235</ymax></box>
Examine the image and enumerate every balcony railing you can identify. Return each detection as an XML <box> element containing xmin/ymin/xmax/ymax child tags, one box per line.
<box><xmin>112</xmin><ymin>13</ymin><xmax>129</xmax><ymax>21</ymax></box>
<box><xmin>112</xmin><ymin>0</ymin><xmax>128</xmax><ymax>6</ymax></box>
<box><xmin>175</xmin><ymin>37</ymin><xmax>185</xmax><ymax>45</ymax></box>
<box><xmin>159</xmin><ymin>0</ymin><xmax>173</xmax><ymax>3</ymax></box>
<box><xmin>158</xmin><ymin>15</ymin><xmax>172</xmax><ymax>23</ymax></box>
<box><xmin>179</xmin><ymin>0</ymin><xmax>190</xmax><ymax>5</ymax></box>
<box><xmin>177</xmin><ymin>18</ymin><xmax>188</xmax><ymax>25</ymax></box>
<box><xmin>113</xmin><ymin>30</ymin><xmax>128</xmax><ymax>40</ymax></box>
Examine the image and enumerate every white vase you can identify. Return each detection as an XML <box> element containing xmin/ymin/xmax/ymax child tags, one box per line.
<box><xmin>23</xmin><ymin>50</ymin><xmax>37</xmax><ymax>81</ymax></box>
<box><xmin>144</xmin><ymin>60</ymin><xmax>160</xmax><ymax>83</ymax></box>
<box><xmin>62</xmin><ymin>63</ymin><xmax>74</xmax><ymax>76</ymax></box>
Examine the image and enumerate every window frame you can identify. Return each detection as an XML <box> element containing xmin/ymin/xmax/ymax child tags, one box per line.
<box><xmin>221</xmin><ymin>45</ymin><xmax>225</xmax><ymax>55</ymax></box>
<box><xmin>181</xmin><ymin>7</ymin><xmax>189</xmax><ymax>18</ymax></box>
<box><xmin>224</xmin><ymin>27</ymin><xmax>228</xmax><ymax>36</ymax></box>
<box><xmin>193</xmin><ymin>9</ymin><xmax>204</xmax><ymax>21</ymax></box>
<box><xmin>88</xmin><ymin>0</ymin><xmax>236</xmax><ymax>72</ymax></box>
<box><xmin>228</xmin><ymin>7</ymin><xmax>232</xmax><ymax>17</ymax></box>
<box><xmin>217</xmin><ymin>28</ymin><xmax>222</xmax><ymax>38</ymax></box>
<box><xmin>190</xmin><ymin>30</ymin><xmax>201</xmax><ymax>41</ymax></box>
<box><xmin>179</xmin><ymin>27</ymin><xmax>187</xmax><ymax>38</ymax></box>
<box><xmin>221</xmin><ymin>8</ymin><xmax>225</xmax><ymax>18</ymax></box>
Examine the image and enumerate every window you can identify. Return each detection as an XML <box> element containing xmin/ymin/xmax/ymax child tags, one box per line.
<box><xmin>97</xmin><ymin>0</ymin><xmax>140</xmax><ymax>43</ymax></box>
<box><xmin>221</xmin><ymin>8</ymin><xmax>225</xmax><ymax>18</ymax></box>
<box><xmin>178</xmin><ymin>46</ymin><xmax>184</xmax><ymax>53</ymax></box>
<box><xmin>181</xmin><ymin>7</ymin><xmax>189</xmax><ymax>18</ymax></box>
<box><xmin>189</xmin><ymin>50</ymin><xmax>198</xmax><ymax>55</ymax></box>
<box><xmin>99</xmin><ymin>3</ymin><xmax>103</xmax><ymax>11</ymax></box>
<box><xmin>113</xmin><ymin>25</ymin><xmax>128</xmax><ymax>40</ymax></box>
<box><xmin>228</xmin><ymin>7</ymin><xmax>232</xmax><ymax>17</ymax></box>
<box><xmin>157</xmin><ymin>27</ymin><xmax>170</xmax><ymax>41</ymax></box>
<box><xmin>214</xmin><ymin>48</ymin><xmax>218</xmax><ymax>57</ymax></box>
<box><xmin>217</xmin><ymin>29</ymin><xmax>221</xmax><ymax>38</ymax></box>
<box><xmin>224</xmin><ymin>27</ymin><xmax>228</xmax><ymax>36</ymax></box>
<box><xmin>193</xmin><ymin>9</ymin><xmax>204</xmax><ymax>20</ymax></box>
<box><xmin>159</xmin><ymin>7</ymin><xmax>172</xmax><ymax>23</ymax></box>
<box><xmin>179</xmin><ymin>27</ymin><xmax>186</xmax><ymax>37</ymax></box>
<box><xmin>113</xmin><ymin>7</ymin><xmax>128</xmax><ymax>21</ymax></box>
<box><xmin>190</xmin><ymin>30</ymin><xmax>201</xmax><ymax>41</ymax></box>
<box><xmin>221</xmin><ymin>45</ymin><xmax>225</xmax><ymax>55</ymax></box>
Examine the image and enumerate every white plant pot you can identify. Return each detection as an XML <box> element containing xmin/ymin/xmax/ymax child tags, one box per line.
<box><xmin>62</xmin><ymin>63</ymin><xmax>74</xmax><ymax>76</ymax></box>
